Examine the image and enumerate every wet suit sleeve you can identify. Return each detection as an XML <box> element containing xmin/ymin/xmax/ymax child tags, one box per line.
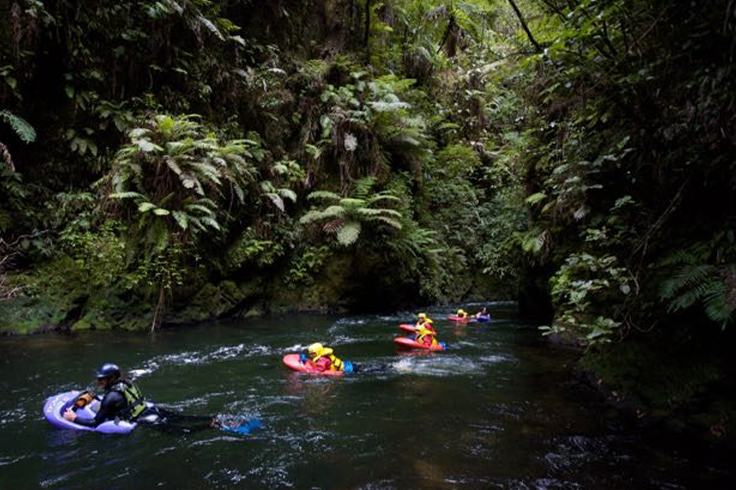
<box><xmin>74</xmin><ymin>391</ymin><xmax>126</xmax><ymax>427</ymax></box>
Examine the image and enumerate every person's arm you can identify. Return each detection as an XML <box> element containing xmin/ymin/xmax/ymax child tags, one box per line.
<box><xmin>68</xmin><ymin>392</ymin><xmax>125</xmax><ymax>427</ymax></box>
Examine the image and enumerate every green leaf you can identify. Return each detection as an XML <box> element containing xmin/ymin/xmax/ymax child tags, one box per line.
<box><xmin>152</xmin><ymin>208</ymin><xmax>170</xmax><ymax>216</ymax></box>
<box><xmin>172</xmin><ymin>211</ymin><xmax>188</xmax><ymax>230</ymax></box>
<box><xmin>138</xmin><ymin>202</ymin><xmax>156</xmax><ymax>213</ymax></box>
<box><xmin>525</xmin><ymin>192</ymin><xmax>547</xmax><ymax>205</ymax></box>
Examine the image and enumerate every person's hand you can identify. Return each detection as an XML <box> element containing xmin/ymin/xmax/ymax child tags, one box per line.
<box><xmin>63</xmin><ymin>408</ymin><xmax>77</xmax><ymax>422</ymax></box>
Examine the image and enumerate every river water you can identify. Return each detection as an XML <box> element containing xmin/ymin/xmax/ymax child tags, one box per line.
<box><xmin>0</xmin><ymin>303</ymin><xmax>731</xmax><ymax>489</ymax></box>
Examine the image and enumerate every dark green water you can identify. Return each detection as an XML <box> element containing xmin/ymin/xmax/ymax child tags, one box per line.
<box><xmin>0</xmin><ymin>304</ymin><xmax>731</xmax><ymax>489</ymax></box>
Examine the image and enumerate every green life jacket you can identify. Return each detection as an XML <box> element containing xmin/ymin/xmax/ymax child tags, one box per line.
<box><xmin>110</xmin><ymin>379</ymin><xmax>146</xmax><ymax>420</ymax></box>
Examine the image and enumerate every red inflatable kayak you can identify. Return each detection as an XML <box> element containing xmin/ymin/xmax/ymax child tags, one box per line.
<box><xmin>282</xmin><ymin>354</ymin><xmax>345</xmax><ymax>376</ymax></box>
<box><xmin>399</xmin><ymin>323</ymin><xmax>418</xmax><ymax>333</ymax></box>
<box><xmin>447</xmin><ymin>315</ymin><xmax>471</xmax><ymax>322</ymax></box>
<box><xmin>393</xmin><ymin>337</ymin><xmax>445</xmax><ymax>351</ymax></box>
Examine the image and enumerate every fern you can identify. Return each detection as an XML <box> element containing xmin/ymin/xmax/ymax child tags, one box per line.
<box><xmin>0</xmin><ymin>110</ymin><xmax>36</xmax><ymax>143</ymax></box>
<box><xmin>659</xmin><ymin>240</ymin><xmax>736</xmax><ymax>327</ymax></box>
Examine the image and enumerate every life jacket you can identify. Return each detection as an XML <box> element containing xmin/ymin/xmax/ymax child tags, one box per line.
<box><xmin>109</xmin><ymin>379</ymin><xmax>146</xmax><ymax>420</ymax></box>
<box><xmin>312</xmin><ymin>347</ymin><xmax>344</xmax><ymax>371</ymax></box>
<box><xmin>415</xmin><ymin>327</ymin><xmax>437</xmax><ymax>346</ymax></box>
<box><xmin>416</xmin><ymin>319</ymin><xmax>435</xmax><ymax>333</ymax></box>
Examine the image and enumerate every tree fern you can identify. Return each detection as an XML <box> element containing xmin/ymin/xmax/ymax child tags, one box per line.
<box><xmin>300</xmin><ymin>182</ymin><xmax>404</xmax><ymax>246</ymax></box>
<box><xmin>106</xmin><ymin>113</ymin><xmax>261</xmax><ymax>258</ymax></box>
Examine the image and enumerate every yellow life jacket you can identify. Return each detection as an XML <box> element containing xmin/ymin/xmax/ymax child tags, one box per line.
<box><xmin>313</xmin><ymin>347</ymin><xmax>344</xmax><ymax>371</ymax></box>
<box><xmin>416</xmin><ymin>327</ymin><xmax>437</xmax><ymax>344</ymax></box>
<box><xmin>110</xmin><ymin>379</ymin><xmax>146</xmax><ymax>420</ymax></box>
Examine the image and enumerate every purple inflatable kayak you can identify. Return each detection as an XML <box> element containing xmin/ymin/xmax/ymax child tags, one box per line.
<box><xmin>43</xmin><ymin>391</ymin><xmax>137</xmax><ymax>434</ymax></box>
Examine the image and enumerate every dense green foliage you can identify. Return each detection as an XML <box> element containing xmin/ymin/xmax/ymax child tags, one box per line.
<box><xmin>1</xmin><ymin>0</ymin><xmax>735</xmax><ymax>437</ymax></box>
<box><xmin>1</xmin><ymin>0</ymin><xmax>517</xmax><ymax>327</ymax></box>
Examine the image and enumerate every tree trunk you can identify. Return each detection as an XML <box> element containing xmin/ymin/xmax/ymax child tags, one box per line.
<box><xmin>364</xmin><ymin>0</ymin><xmax>372</xmax><ymax>61</ymax></box>
<box><xmin>151</xmin><ymin>284</ymin><xmax>166</xmax><ymax>332</ymax></box>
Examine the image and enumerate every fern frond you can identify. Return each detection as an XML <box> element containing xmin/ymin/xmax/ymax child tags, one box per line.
<box><xmin>319</xmin><ymin>205</ymin><xmax>347</xmax><ymax>220</ymax></box>
<box><xmin>172</xmin><ymin>211</ymin><xmax>188</xmax><ymax>230</ymax></box>
<box><xmin>370</xmin><ymin>216</ymin><xmax>402</xmax><ymax>229</ymax></box>
<box><xmin>0</xmin><ymin>110</ymin><xmax>36</xmax><ymax>143</ymax></box>
<box><xmin>299</xmin><ymin>210</ymin><xmax>325</xmax><ymax>224</ymax></box>
<box><xmin>352</xmin><ymin>176</ymin><xmax>376</xmax><ymax>199</ymax></box>
<box><xmin>368</xmin><ymin>192</ymin><xmax>401</xmax><ymax>204</ymax></box>
<box><xmin>340</xmin><ymin>198</ymin><xmax>367</xmax><ymax>207</ymax></box>
<box><xmin>109</xmin><ymin>191</ymin><xmax>145</xmax><ymax>200</ymax></box>
<box><xmin>660</xmin><ymin>264</ymin><xmax>716</xmax><ymax>298</ymax></box>
<box><xmin>308</xmin><ymin>190</ymin><xmax>341</xmax><ymax>201</ymax></box>
<box><xmin>265</xmin><ymin>193</ymin><xmax>285</xmax><ymax>212</ymax></box>
<box><xmin>191</xmin><ymin>162</ymin><xmax>222</xmax><ymax>185</ymax></box>
<box><xmin>337</xmin><ymin>221</ymin><xmax>361</xmax><ymax>246</ymax></box>
<box><xmin>278</xmin><ymin>188</ymin><xmax>297</xmax><ymax>202</ymax></box>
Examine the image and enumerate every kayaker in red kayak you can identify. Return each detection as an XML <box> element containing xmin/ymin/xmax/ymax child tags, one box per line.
<box><xmin>304</xmin><ymin>343</ymin><xmax>345</xmax><ymax>373</ymax></box>
<box><xmin>414</xmin><ymin>325</ymin><xmax>441</xmax><ymax>349</ymax></box>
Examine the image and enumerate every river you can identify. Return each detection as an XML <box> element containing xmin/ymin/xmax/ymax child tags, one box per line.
<box><xmin>0</xmin><ymin>303</ymin><xmax>731</xmax><ymax>489</ymax></box>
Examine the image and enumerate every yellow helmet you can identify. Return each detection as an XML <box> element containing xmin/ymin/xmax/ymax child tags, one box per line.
<box><xmin>457</xmin><ymin>309</ymin><xmax>465</xmax><ymax>314</ymax></box>
<box><xmin>307</xmin><ymin>343</ymin><xmax>323</xmax><ymax>357</ymax></box>
<box><xmin>418</xmin><ymin>313</ymin><xmax>427</xmax><ymax>319</ymax></box>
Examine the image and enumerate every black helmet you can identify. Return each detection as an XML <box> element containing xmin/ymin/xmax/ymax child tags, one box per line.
<box><xmin>95</xmin><ymin>363</ymin><xmax>121</xmax><ymax>379</ymax></box>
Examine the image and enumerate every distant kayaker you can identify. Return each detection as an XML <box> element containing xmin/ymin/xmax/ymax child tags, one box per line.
<box><xmin>456</xmin><ymin>308</ymin><xmax>468</xmax><ymax>320</ymax></box>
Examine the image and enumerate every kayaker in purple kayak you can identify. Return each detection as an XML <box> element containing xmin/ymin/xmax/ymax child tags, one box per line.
<box><xmin>62</xmin><ymin>362</ymin><xmax>218</xmax><ymax>433</ymax></box>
